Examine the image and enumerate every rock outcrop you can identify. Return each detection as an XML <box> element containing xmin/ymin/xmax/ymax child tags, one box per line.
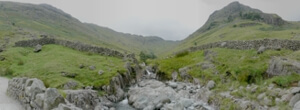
<box><xmin>65</xmin><ymin>90</ymin><xmax>99</xmax><ymax>110</ymax></box>
<box><xmin>267</xmin><ymin>57</ymin><xmax>300</xmax><ymax>76</ymax></box>
<box><xmin>34</xmin><ymin>44</ymin><xmax>42</xmax><ymax>53</ymax></box>
<box><xmin>7</xmin><ymin>77</ymin><xmax>100</xmax><ymax>110</ymax></box>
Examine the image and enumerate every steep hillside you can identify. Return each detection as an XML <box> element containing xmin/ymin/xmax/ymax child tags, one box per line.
<box><xmin>170</xmin><ymin>1</ymin><xmax>300</xmax><ymax>54</ymax></box>
<box><xmin>0</xmin><ymin>1</ymin><xmax>178</xmax><ymax>55</ymax></box>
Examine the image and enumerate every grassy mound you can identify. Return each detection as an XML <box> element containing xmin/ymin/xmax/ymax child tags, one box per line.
<box><xmin>0</xmin><ymin>44</ymin><xmax>125</xmax><ymax>88</ymax></box>
<box><xmin>151</xmin><ymin>48</ymin><xmax>299</xmax><ymax>85</ymax></box>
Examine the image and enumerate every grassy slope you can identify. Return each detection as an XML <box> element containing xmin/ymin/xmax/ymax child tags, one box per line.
<box><xmin>0</xmin><ymin>45</ymin><xmax>125</xmax><ymax>88</ymax></box>
<box><xmin>151</xmin><ymin>48</ymin><xmax>300</xmax><ymax>109</ymax></box>
<box><xmin>0</xmin><ymin>1</ymin><xmax>178</xmax><ymax>56</ymax></box>
<box><xmin>167</xmin><ymin>20</ymin><xmax>300</xmax><ymax>55</ymax></box>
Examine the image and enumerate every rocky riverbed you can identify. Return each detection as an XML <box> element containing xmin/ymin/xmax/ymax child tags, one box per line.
<box><xmin>126</xmin><ymin>79</ymin><xmax>214</xmax><ymax>110</ymax></box>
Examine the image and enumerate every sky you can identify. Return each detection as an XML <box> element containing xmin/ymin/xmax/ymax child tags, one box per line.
<box><xmin>1</xmin><ymin>0</ymin><xmax>300</xmax><ymax>41</ymax></box>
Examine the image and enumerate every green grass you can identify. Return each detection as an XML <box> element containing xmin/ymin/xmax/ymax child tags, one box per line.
<box><xmin>0</xmin><ymin>44</ymin><xmax>125</xmax><ymax>88</ymax></box>
<box><xmin>268</xmin><ymin>73</ymin><xmax>300</xmax><ymax>87</ymax></box>
<box><xmin>151</xmin><ymin>48</ymin><xmax>298</xmax><ymax>109</ymax></box>
<box><xmin>167</xmin><ymin>20</ymin><xmax>300</xmax><ymax>55</ymax></box>
<box><xmin>150</xmin><ymin>51</ymin><xmax>204</xmax><ymax>79</ymax></box>
<box><xmin>0</xmin><ymin>1</ymin><xmax>179</xmax><ymax>56</ymax></box>
<box><xmin>152</xmin><ymin>48</ymin><xmax>294</xmax><ymax>83</ymax></box>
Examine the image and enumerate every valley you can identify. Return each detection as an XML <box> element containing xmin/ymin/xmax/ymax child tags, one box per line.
<box><xmin>0</xmin><ymin>1</ymin><xmax>300</xmax><ymax>110</ymax></box>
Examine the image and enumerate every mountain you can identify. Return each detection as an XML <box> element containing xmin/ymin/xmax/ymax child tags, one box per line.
<box><xmin>171</xmin><ymin>1</ymin><xmax>300</xmax><ymax>54</ymax></box>
<box><xmin>0</xmin><ymin>1</ymin><xmax>178</xmax><ymax>56</ymax></box>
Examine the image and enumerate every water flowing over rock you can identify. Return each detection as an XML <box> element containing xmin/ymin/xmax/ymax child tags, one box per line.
<box><xmin>127</xmin><ymin>79</ymin><xmax>214</xmax><ymax>110</ymax></box>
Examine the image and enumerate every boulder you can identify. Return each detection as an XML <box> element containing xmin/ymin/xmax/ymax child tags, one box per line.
<box><xmin>294</xmin><ymin>101</ymin><xmax>300</xmax><ymax>110</ymax></box>
<box><xmin>115</xmin><ymin>88</ymin><xmax>125</xmax><ymax>102</ymax></box>
<box><xmin>266</xmin><ymin>57</ymin><xmax>300</xmax><ymax>76</ymax></box>
<box><xmin>291</xmin><ymin>87</ymin><xmax>300</xmax><ymax>95</ymax></box>
<box><xmin>204</xmin><ymin>50</ymin><xmax>216</xmax><ymax>61</ymax></box>
<box><xmin>98</xmin><ymin>70</ymin><xmax>104</xmax><ymax>75</ymax></box>
<box><xmin>221</xmin><ymin>42</ymin><xmax>227</xmax><ymax>47</ymax></box>
<box><xmin>257</xmin><ymin>93</ymin><xmax>266</xmax><ymax>100</ymax></box>
<box><xmin>262</xmin><ymin>97</ymin><xmax>272</xmax><ymax>106</ymax></box>
<box><xmin>289</xmin><ymin>94</ymin><xmax>300</xmax><ymax>107</ymax></box>
<box><xmin>79</xmin><ymin>64</ymin><xmax>85</xmax><ymax>69</ymax></box>
<box><xmin>281</xmin><ymin>93</ymin><xmax>293</xmax><ymax>102</ymax></box>
<box><xmin>179</xmin><ymin>98</ymin><xmax>194</xmax><ymax>108</ymax></box>
<box><xmin>257</xmin><ymin>45</ymin><xmax>266</xmax><ymax>54</ymax></box>
<box><xmin>128</xmin><ymin>80</ymin><xmax>177</xmax><ymax>109</ymax></box>
<box><xmin>178</xmin><ymin>67</ymin><xmax>192</xmax><ymax>81</ymax></box>
<box><xmin>53</xmin><ymin>103</ymin><xmax>82</xmax><ymax>110</ymax></box>
<box><xmin>206</xmin><ymin>80</ymin><xmax>215</xmax><ymax>90</ymax></box>
<box><xmin>171</xmin><ymin>71</ymin><xmax>178</xmax><ymax>81</ymax></box>
<box><xmin>44</xmin><ymin>88</ymin><xmax>65</xmax><ymax>110</ymax></box>
<box><xmin>167</xmin><ymin>81</ymin><xmax>178</xmax><ymax>88</ymax></box>
<box><xmin>275</xmin><ymin>98</ymin><xmax>281</xmax><ymax>105</ymax></box>
<box><xmin>33</xmin><ymin>93</ymin><xmax>45</xmax><ymax>109</ymax></box>
<box><xmin>193</xmin><ymin>78</ymin><xmax>200</xmax><ymax>85</ymax></box>
<box><xmin>89</xmin><ymin>65</ymin><xmax>96</xmax><ymax>70</ymax></box>
<box><xmin>63</xmin><ymin>81</ymin><xmax>78</xmax><ymax>89</ymax></box>
<box><xmin>61</xmin><ymin>72</ymin><xmax>77</xmax><ymax>78</ymax></box>
<box><xmin>25</xmin><ymin>78</ymin><xmax>46</xmax><ymax>100</ymax></box>
<box><xmin>65</xmin><ymin>90</ymin><xmax>99</xmax><ymax>110</ymax></box>
<box><xmin>34</xmin><ymin>44</ymin><xmax>42</xmax><ymax>53</ymax></box>
<box><xmin>274</xmin><ymin>45</ymin><xmax>282</xmax><ymax>51</ymax></box>
<box><xmin>197</xmin><ymin>62</ymin><xmax>215</xmax><ymax>70</ymax></box>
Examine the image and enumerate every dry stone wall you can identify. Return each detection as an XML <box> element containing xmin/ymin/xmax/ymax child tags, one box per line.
<box><xmin>14</xmin><ymin>38</ymin><xmax>124</xmax><ymax>58</ymax></box>
<box><xmin>189</xmin><ymin>39</ymin><xmax>300</xmax><ymax>52</ymax></box>
<box><xmin>6</xmin><ymin>77</ymin><xmax>100</xmax><ymax>110</ymax></box>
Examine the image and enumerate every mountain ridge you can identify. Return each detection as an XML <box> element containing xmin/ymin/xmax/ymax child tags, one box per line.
<box><xmin>168</xmin><ymin>1</ymin><xmax>300</xmax><ymax>55</ymax></box>
<box><xmin>0</xmin><ymin>1</ymin><xmax>178</xmax><ymax>56</ymax></box>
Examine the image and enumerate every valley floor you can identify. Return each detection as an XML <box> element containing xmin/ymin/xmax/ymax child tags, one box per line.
<box><xmin>0</xmin><ymin>77</ymin><xmax>23</xmax><ymax>110</ymax></box>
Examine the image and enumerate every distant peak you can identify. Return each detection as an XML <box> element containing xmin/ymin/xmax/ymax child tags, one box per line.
<box><xmin>228</xmin><ymin>1</ymin><xmax>241</xmax><ymax>6</ymax></box>
<box><xmin>192</xmin><ymin>1</ymin><xmax>285</xmax><ymax>34</ymax></box>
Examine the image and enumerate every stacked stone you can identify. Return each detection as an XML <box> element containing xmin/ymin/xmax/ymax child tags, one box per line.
<box><xmin>188</xmin><ymin>39</ymin><xmax>300</xmax><ymax>53</ymax></box>
<box><xmin>14</xmin><ymin>37</ymin><xmax>124</xmax><ymax>58</ymax></box>
<box><xmin>6</xmin><ymin>78</ymin><xmax>86</xmax><ymax>110</ymax></box>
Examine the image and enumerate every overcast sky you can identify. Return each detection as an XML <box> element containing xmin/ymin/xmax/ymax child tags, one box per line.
<box><xmin>1</xmin><ymin>0</ymin><xmax>300</xmax><ymax>40</ymax></box>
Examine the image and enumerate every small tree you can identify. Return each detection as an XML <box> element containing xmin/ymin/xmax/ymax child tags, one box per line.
<box><xmin>139</xmin><ymin>51</ymin><xmax>157</xmax><ymax>62</ymax></box>
<box><xmin>139</xmin><ymin>51</ymin><xmax>147</xmax><ymax>62</ymax></box>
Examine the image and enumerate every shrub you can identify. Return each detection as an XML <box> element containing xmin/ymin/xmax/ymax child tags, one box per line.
<box><xmin>3</xmin><ymin>68</ymin><xmax>13</xmax><ymax>76</ymax></box>
<box><xmin>18</xmin><ymin>60</ymin><xmax>24</xmax><ymax>65</ymax></box>
<box><xmin>175</xmin><ymin>51</ymin><xmax>189</xmax><ymax>58</ymax></box>
<box><xmin>139</xmin><ymin>51</ymin><xmax>157</xmax><ymax>62</ymax></box>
